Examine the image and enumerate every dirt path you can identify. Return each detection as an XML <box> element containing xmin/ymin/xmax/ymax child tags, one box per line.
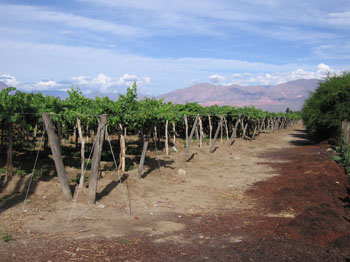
<box><xmin>1</xmin><ymin>124</ymin><xmax>350</xmax><ymax>261</ymax></box>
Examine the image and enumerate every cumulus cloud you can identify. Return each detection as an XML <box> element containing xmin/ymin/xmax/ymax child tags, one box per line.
<box><xmin>208</xmin><ymin>74</ymin><xmax>226</xmax><ymax>85</ymax></box>
<box><xmin>72</xmin><ymin>73</ymin><xmax>151</xmax><ymax>93</ymax></box>
<box><xmin>317</xmin><ymin>63</ymin><xmax>332</xmax><ymax>73</ymax></box>
<box><xmin>210</xmin><ymin>63</ymin><xmax>337</xmax><ymax>86</ymax></box>
<box><xmin>0</xmin><ymin>74</ymin><xmax>20</xmax><ymax>86</ymax></box>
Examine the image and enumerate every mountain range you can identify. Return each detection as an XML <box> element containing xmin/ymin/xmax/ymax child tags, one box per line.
<box><xmin>1</xmin><ymin>79</ymin><xmax>320</xmax><ymax>112</ymax></box>
<box><xmin>158</xmin><ymin>79</ymin><xmax>320</xmax><ymax>112</ymax></box>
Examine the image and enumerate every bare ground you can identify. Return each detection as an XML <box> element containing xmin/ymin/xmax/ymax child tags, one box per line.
<box><xmin>0</xmin><ymin>123</ymin><xmax>349</xmax><ymax>261</ymax></box>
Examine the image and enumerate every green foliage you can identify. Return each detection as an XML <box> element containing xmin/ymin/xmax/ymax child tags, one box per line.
<box><xmin>32</xmin><ymin>168</ymin><xmax>49</xmax><ymax>180</ymax></box>
<box><xmin>332</xmin><ymin>144</ymin><xmax>350</xmax><ymax>174</ymax></box>
<box><xmin>0</xmin><ymin>231</ymin><xmax>13</xmax><ymax>243</ymax></box>
<box><xmin>0</xmin><ymin>82</ymin><xmax>299</xmax><ymax>148</ymax></box>
<box><xmin>302</xmin><ymin>73</ymin><xmax>350</xmax><ymax>138</ymax></box>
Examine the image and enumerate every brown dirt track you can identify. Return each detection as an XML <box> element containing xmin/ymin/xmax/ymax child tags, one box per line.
<box><xmin>1</xmin><ymin>124</ymin><xmax>350</xmax><ymax>261</ymax></box>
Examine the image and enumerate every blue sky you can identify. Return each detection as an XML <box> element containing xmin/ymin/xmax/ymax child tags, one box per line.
<box><xmin>0</xmin><ymin>0</ymin><xmax>349</xmax><ymax>96</ymax></box>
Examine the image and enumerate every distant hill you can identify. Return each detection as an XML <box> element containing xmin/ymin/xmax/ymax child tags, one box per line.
<box><xmin>0</xmin><ymin>81</ymin><xmax>8</xmax><ymax>90</ymax></box>
<box><xmin>158</xmin><ymin>79</ymin><xmax>320</xmax><ymax>112</ymax></box>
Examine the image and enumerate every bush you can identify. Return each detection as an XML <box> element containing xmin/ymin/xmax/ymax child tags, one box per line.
<box><xmin>302</xmin><ymin>72</ymin><xmax>350</xmax><ymax>139</ymax></box>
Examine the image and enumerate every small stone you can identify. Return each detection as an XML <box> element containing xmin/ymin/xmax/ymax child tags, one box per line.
<box><xmin>178</xmin><ymin>169</ymin><xmax>186</xmax><ymax>176</ymax></box>
<box><xmin>172</xmin><ymin>146</ymin><xmax>178</xmax><ymax>152</ymax></box>
<box><xmin>234</xmin><ymin>156</ymin><xmax>240</xmax><ymax>160</ymax></box>
<box><xmin>97</xmin><ymin>204</ymin><xmax>105</xmax><ymax>209</ymax></box>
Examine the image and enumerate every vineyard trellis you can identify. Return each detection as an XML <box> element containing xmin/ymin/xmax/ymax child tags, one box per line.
<box><xmin>0</xmin><ymin>84</ymin><xmax>300</xmax><ymax>204</ymax></box>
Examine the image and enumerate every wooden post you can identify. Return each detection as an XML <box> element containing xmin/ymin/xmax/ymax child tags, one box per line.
<box><xmin>259</xmin><ymin>116</ymin><xmax>266</xmax><ymax>132</ymax></box>
<box><xmin>195</xmin><ymin>125</ymin><xmax>199</xmax><ymax>141</ymax></box>
<box><xmin>242</xmin><ymin>116</ymin><xmax>250</xmax><ymax>139</ymax></box>
<box><xmin>183</xmin><ymin>115</ymin><xmax>199</xmax><ymax>161</ymax></box>
<box><xmin>228</xmin><ymin>117</ymin><xmax>241</xmax><ymax>146</ymax></box>
<box><xmin>224</xmin><ymin>116</ymin><xmax>229</xmax><ymax>141</ymax></box>
<box><xmin>77</xmin><ymin>118</ymin><xmax>86</xmax><ymax>188</ymax></box>
<box><xmin>88</xmin><ymin>114</ymin><xmax>107</xmax><ymax>204</ymax></box>
<box><xmin>165</xmin><ymin>120</ymin><xmax>169</xmax><ymax>156</ymax></box>
<box><xmin>251</xmin><ymin>122</ymin><xmax>258</xmax><ymax>140</ymax></box>
<box><xmin>184</xmin><ymin>115</ymin><xmax>189</xmax><ymax>142</ymax></box>
<box><xmin>220</xmin><ymin>117</ymin><xmax>223</xmax><ymax>143</ymax></box>
<box><xmin>138</xmin><ymin>125</ymin><xmax>153</xmax><ymax>178</ymax></box>
<box><xmin>198</xmin><ymin>116</ymin><xmax>203</xmax><ymax>148</ymax></box>
<box><xmin>57</xmin><ymin>122</ymin><xmax>62</xmax><ymax>145</ymax></box>
<box><xmin>342</xmin><ymin>121</ymin><xmax>350</xmax><ymax>144</ymax></box>
<box><xmin>210</xmin><ymin>115</ymin><xmax>223</xmax><ymax>153</ymax></box>
<box><xmin>208</xmin><ymin>115</ymin><xmax>212</xmax><ymax>146</ymax></box>
<box><xmin>172</xmin><ymin>122</ymin><xmax>177</xmax><ymax>145</ymax></box>
<box><xmin>42</xmin><ymin>113</ymin><xmax>72</xmax><ymax>201</ymax></box>
<box><xmin>118</xmin><ymin>124</ymin><xmax>126</xmax><ymax>173</ymax></box>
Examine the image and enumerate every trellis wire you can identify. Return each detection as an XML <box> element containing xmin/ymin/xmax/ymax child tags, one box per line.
<box><xmin>67</xmin><ymin>119</ymin><xmax>100</xmax><ymax>224</ymax></box>
<box><xmin>105</xmin><ymin>126</ymin><xmax>131</xmax><ymax>216</ymax></box>
<box><xmin>21</xmin><ymin>124</ymin><xmax>46</xmax><ymax>213</ymax></box>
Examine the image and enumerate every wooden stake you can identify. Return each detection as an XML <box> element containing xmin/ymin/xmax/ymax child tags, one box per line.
<box><xmin>172</xmin><ymin>122</ymin><xmax>177</xmax><ymax>145</ymax></box>
<box><xmin>118</xmin><ymin>124</ymin><xmax>126</xmax><ymax>173</ymax></box>
<box><xmin>220</xmin><ymin>117</ymin><xmax>223</xmax><ymax>143</ymax></box>
<box><xmin>184</xmin><ymin>115</ymin><xmax>188</xmax><ymax>142</ymax></box>
<box><xmin>198</xmin><ymin>116</ymin><xmax>203</xmax><ymax>148</ymax></box>
<box><xmin>208</xmin><ymin>114</ymin><xmax>212</xmax><ymax>146</ymax></box>
<box><xmin>77</xmin><ymin>118</ymin><xmax>86</xmax><ymax>188</ymax></box>
<box><xmin>183</xmin><ymin>115</ymin><xmax>199</xmax><ymax>161</ymax></box>
<box><xmin>165</xmin><ymin>120</ymin><xmax>169</xmax><ymax>156</ymax></box>
<box><xmin>224</xmin><ymin>116</ymin><xmax>229</xmax><ymax>141</ymax></box>
<box><xmin>242</xmin><ymin>116</ymin><xmax>250</xmax><ymax>139</ymax></box>
<box><xmin>228</xmin><ymin>117</ymin><xmax>241</xmax><ymax>146</ymax></box>
<box><xmin>138</xmin><ymin>125</ymin><xmax>153</xmax><ymax>178</ymax></box>
<box><xmin>42</xmin><ymin>113</ymin><xmax>72</xmax><ymax>201</ymax></box>
<box><xmin>88</xmin><ymin>114</ymin><xmax>107</xmax><ymax>204</ymax></box>
<box><xmin>210</xmin><ymin>115</ymin><xmax>223</xmax><ymax>153</ymax></box>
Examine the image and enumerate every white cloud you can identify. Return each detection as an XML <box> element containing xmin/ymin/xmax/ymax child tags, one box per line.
<box><xmin>317</xmin><ymin>63</ymin><xmax>332</xmax><ymax>73</ymax></box>
<box><xmin>208</xmin><ymin>74</ymin><xmax>227</xmax><ymax>84</ymax></box>
<box><xmin>0</xmin><ymin>74</ymin><xmax>20</xmax><ymax>86</ymax></box>
<box><xmin>36</xmin><ymin>80</ymin><xmax>59</xmax><ymax>87</ymax></box>
<box><xmin>327</xmin><ymin>11</ymin><xmax>350</xmax><ymax>26</ymax></box>
<box><xmin>72</xmin><ymin>73</ymin><xmax>151</xmax><ymax>93</ymax></box>
<box><xmin>208</xmin><ymin>64</ymin><xmax>337</xmax><ymax>86</ymax></box>
<box><xmin>0</xmin><ymin>3</ymin><xmax>144</xmax><ymax>38</ymax></box>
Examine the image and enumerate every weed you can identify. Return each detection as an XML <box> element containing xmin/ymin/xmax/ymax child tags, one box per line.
<box><xmin>332</xmin><ymin>144</ymin><xmax>350</xmax><ymax>174</ymax></box>
<box><xmin>119</xmin><ymin>238</ymin><xmax>130</xmax><ymax>245</ymax></box>
<box><xmin>0</xmin><ymin>231</ymin><xmax>13</xmax><ymax>243</ymax></box>
<box><xmin>33</xmin><ymin>168</ymin><xmax>49</xmax><ymax>180</ymax></box>
<box><xmin>70</xmin><ymin>175</ymin><xmax>88</xmax><ymax>185</ymax></box>
<box><xmin>15</xmin><ymin>169</ymin><xmax>26</xmax><ymax>177</ymax></box>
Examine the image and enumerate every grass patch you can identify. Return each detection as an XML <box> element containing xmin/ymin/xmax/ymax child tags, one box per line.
<box><xmin>0</xmin><ymin>231</ymin><xmax>13</xmax><ymax>243</ymax></box>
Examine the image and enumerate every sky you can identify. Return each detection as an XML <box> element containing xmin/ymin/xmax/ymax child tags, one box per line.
<box><xmin>0</xmin><ymin>0</ymin><xmax>349</xmax><ymax>96</ymax></box>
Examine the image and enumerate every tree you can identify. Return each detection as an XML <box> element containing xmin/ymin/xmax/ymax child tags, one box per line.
<box><xmin>302</xmin><ymin>72</ymin><xmax>350</xmax><ymax>139</ymax></box>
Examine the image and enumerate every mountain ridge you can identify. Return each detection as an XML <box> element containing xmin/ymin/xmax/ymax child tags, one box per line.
<box><xmin>158</xmin><ymin>79</ymin><xmax>320</xmax><ymax>112</ymax></box>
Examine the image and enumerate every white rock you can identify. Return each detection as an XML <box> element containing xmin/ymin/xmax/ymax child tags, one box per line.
<box><xmin>178</xmin><ymin>169</ymin><xmax>186</xmax><ymax>175</ymax></box>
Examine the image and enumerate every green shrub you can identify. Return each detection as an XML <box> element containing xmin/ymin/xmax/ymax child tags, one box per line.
<box><xmin>332</xmin><ymin>144</ymin><xmax>350</xmax><ymax>174</ymax></box>
<box><xmin>302</xmin><ymin>72</ymin><xmax>350</xmax><ymax>139</ymax></box>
